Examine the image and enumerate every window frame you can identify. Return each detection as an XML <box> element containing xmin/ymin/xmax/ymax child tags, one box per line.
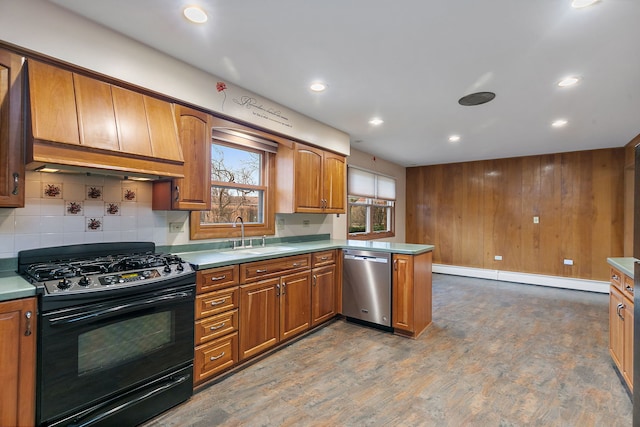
<box><xmin>190</xmin><ymin>122</ymin><xmax>276</xmax><ymax>240</ymax></box>
<box><xmin>347</xmin><ymin>166</ymin><xmax>396</xmax><ymax>240</ymax></box>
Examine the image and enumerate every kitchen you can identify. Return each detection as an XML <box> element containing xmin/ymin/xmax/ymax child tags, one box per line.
<box><xmin>0</xmin><ymin>0</ymin><xmax>639</xmax><ymax>426</ymax></box>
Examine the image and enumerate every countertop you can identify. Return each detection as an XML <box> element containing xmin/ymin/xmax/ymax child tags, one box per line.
<box><xmin>0</xmin><ymin>272</ymin><xmax>36</xmax><ymax>302</ymax></box>
<box><xmin>178</xmin><ymin>239</ymin><xmax>434</xmax><ymax>270</ymax></box>
<box><xmin>607</xmin><ymin>257</ymin><xmax>636</xmax><ymax>279</ymax></box>
<box><xmin>0</xmin><ymin>239</ymin><xmax>434</xmax><ymax>302</ymax></box>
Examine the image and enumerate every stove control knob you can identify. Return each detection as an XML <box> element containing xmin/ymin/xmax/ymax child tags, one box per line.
<box><xmin>177</xmin><ymin>263</ymin><xmax>184</xmax><ymax>272</ymax></box>
<box><xmin>163</xmin><ymin>265</ymin><xmax>172</xmax><ymax>274</ymax></box>
<box><xmin>78</xmin><ymin>276</ymin><xmax>90</xmax><ymax>286</ymax></box>
<box><xmin>57</xmin><ymin>279</ymin><xmax>71</xmax><ymax>290</ymax></box>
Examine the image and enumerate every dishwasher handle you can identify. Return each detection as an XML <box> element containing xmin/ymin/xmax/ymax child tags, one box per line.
<box><xmin>344</xmin><ymin>254</ymin><xmax>389</xmax><ymax>263</ymax></box>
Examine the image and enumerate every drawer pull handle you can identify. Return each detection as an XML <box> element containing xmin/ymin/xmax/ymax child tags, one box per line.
<box><xmin>210</xmin><ymin>275</ymin><xmax>227</xmax><ymax>281</ymax></box>
<box><xmin>626</xmin><ymin>285</ymin><xmax>634</xmax><ymax>294</ymax></box>
<box><xmin>292</xmin><ymin>263</ymin><xmax>300</xmax><ymax>267</ymax></box>
<box><xmin>256</xmin><ymin>269</ymin><xmax>268</xmax><ymax>273</ymax></box>
<box><xmin>12</xmin><ymin>173</ymin><xmax>19</xmax><ymax>196</ymax></box>
<box><xmin>313</xmin><ymin>275</ymin><xmax>317</xmax><ymax>286</ymax></box>
<box><xmin>210</xmin><ymin>352</ymin><xmax>225</xmax><ymax>361</ymax></box>
<box><xmin>320</xmin><ymin>256</ymin><xmax>328</xmax><ymax>261</ymax></box>
<box><xmin>612</xmin><ymin>274</ymin><xmax>620</xmax><ymax>281</ymax></box>
<box><xmin>25</xmin><ymin>311</ymin><xmax>32</xmax><ymax>336</ymax></box>
<box><xmin>210</xmin><ymin>322</ymin><xmax>226</xmax><ymax>331</ymax></box>
<box><xmin>210</xmin><ymin>298</ymin><xmax>227</xmax><ymax>306</ymax></box>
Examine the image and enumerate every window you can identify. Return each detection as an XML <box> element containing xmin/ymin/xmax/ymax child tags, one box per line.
<box><xmin>347</xmin><ymin>167</ymin><xmax>396</xmax><ymax>239</ymax></box>
<box><xmin>190</xmin><ymin>127</ymin><xmax>276</xmax><ymax>240</ymax></box>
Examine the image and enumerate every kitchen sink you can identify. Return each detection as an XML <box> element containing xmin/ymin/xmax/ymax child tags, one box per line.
<box><xmin>219</xmin><ymin>245</ymin><xmax>297</xmax><ymax>256</ymax></box>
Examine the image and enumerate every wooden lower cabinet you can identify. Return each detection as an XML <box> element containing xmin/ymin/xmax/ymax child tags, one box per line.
<box><xmin>239</xmin><ymin>278</ymin><xmax>280</xmax><ymax>360</ymax></box>
<box><xmin>193</xmin><ymin>266</ymin><xmax>239</xmax><ymax>386</ymax></box>
<box><xmin>0</xmin><ymin>297</ymin><xmax>36</xmax><ymax>427</ymax></box>
<box><xmin>609</xmin><ymin>266</ymin><xmax>633</xmax><ymax>391</ymax></box>
<box><xmin>392</xmin><ymin>251</ymin><xmax>432</xmax><ymax>339</ymax></box>
<box><xmin>280</xmin><ymin>271</ymin><xmax>311</xmax><ymax>340</ymax></box>
<box><xmin>311</xmin><ymin>264</ymin><xmax>336</xmax><ymax>327</ymax></box>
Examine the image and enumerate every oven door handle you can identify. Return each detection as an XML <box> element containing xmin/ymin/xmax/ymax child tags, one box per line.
<box><xmin>48</xmin><ymin>292</ymin><xmax>193</xmax><ymax>327</ymax></box>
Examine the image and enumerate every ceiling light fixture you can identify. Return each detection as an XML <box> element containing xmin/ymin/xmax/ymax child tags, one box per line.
<box><xmin>369</xmin><ymin>118</ymin><xmax>384</xmax><ymax>126</ymax></box>
<box><xmin>557</xmin><ymin>76</ymin><xmax>581</xmax><ymax>87</ymax></box>
<box><xmin>571</xmin><ymin>0</ymin><xmax>599</xmax><ymax>8</ymax></box>
<box><xmin>183</xmin><ymin>6</ymin><xmax>208</xmax><ymax>23</ymax></box>
<box><xmin>552</xmin><ymin>119</ymin><xmax>568</xmax><ymax>128</ymax></box>
<box><xmin>448</xmin><ymin>135</ymin><xmax>461</xmax><ymax>143</ymax></box>
<box><xmin>309</xmin><ymin>82</ymin><xmax>326</xmax><ymax>92</ymax></box>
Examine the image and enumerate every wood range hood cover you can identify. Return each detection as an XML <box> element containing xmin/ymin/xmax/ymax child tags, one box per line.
<box><xmin>25</xmin><ymin>59</ymin><xmax>185</xmax><ymax>180</ymax></box>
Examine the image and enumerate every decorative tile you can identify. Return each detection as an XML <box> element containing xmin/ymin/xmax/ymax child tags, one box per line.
<box><xmin>105</xmin><ymin>202</ymin><xmax>121</xmax><ymax>216</ymax></box>
<box><xmin>122</xmin><ymin>185</ymin><xmax>137</xmax><ymax>202</ymax></box>
<box><xmin>86</xmin><ymin>185</ymin><xmax>103</xmax><ymax>200</ymax></box>
<box><xmin>65</xmin><ymin>201</ymin><xmax>84</xmax><ymax>216</ymax></box>
<box><xmin>42</xmin><ymin>182</ymin><xmax>63</xmax><ymax>199</ymax></box>
<box><xmin>86</xmin><ymin>217</ymin><xmax>103</xmax><ymax>232</ymax></box>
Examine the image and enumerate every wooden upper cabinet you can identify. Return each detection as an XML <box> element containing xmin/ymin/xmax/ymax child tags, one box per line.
<box><xmin>111</xmin><ymin>86</ymin><xmax>153</xmax><ymax>156</ymax></box>
<box><xmin>73</xmin><ymin>73</ymin><xmax>119</xmax><ymax>151</ymax></box>
<box><xmin>152</xmin><ymin>105</ymin><xmax>211</xmax><ymax>210</ymax></box>
<box><xmin>144</xmin><ymin>96</ymin><xmax>182</xmax><ymax>162</ymax></box>
<box><xmin>0</xmin><ymin>48</ymin><xmax>25</xmax><ymax>207</ymax></box>
<box><xmin>27</xmin><ymin>59</ymin><xmax>80</xmax><ymax>145</ymax></box>
<box><xmin>26</xmin><ymin>58</ymin><xmax>184</xmax><ymax>178</ymax></box>
<box><xmin>276</xmin><ymin>141</ymin><xmax>346</xmax><ymax>214</ymax></box>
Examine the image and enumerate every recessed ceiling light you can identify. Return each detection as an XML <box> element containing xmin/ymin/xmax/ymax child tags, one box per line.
<box><xmin>552</xmin><ymin>119</ymin><xmax>568</xmax><ymax>128</ymax></box>
<box><xmin>448</xmin><ymin>135</ymin><xmax>461</xmax><ymax>143</ymax></box>
<box><xmin>558</xmin><ymin>76</ymin><xmax>581</xmax><ymax>87</ymax></box>
<box><xmin>309</xmin><ymin>82</ymin><xmax>326</xmax><ymax>92</ymax></box>
<box><xmin>369</xmin><ymin>118</ymin><xmax>384</xmax><ymax>126</ymax></box>
<box><xmin>458</xmin><ymin>92</ymin><xmax>496</xmax><ymax>106</ymax></box>
<box><xmin>571</xmin><ymin>0</ymin><xmax>599</xmax><ymax>8</ymax></box>
<box><xmin>183</xmin><ymin>6</ymin><xmax>208</xmax><ymax>23</ymax></box>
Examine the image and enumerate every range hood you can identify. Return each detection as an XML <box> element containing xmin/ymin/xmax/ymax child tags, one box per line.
<box><xmin>25</xmin><ymin>59</ymin><xmax>185</xmax><ymax>180</ymax></box>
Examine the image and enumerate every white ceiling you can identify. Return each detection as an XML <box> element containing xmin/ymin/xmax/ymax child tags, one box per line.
<box><xmin>49</xmin><ymin>0</ymin><xmax>640</xmax><ymax>167</ymax></box>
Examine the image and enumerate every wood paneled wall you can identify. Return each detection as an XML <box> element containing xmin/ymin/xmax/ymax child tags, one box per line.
<box><xmin>406</xmin><ymin>148</ymin><xmax>624</xmax><ymax>281</ymax></box>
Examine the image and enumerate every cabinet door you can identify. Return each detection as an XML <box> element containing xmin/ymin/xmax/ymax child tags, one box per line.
<box><xmin>144</xmin><ymin>96</ymin><xmax>182</xmax><ymax>162</ymax></box>
<box><xmin>623</xmin><ymin>298</ymin><xmax>634</xmax><ymax>391</ymax></box>
<box><xmin>323</xmin><ymin>152</ymin><xmax>346</xmax><ymax>213</ymax></box>
<box><xmin>609</xmin><ymin>286</ymin><xmax>624</xmax><ymax>370</ymax></box>
<box><xmin>0</xmin><ymin>49</ymin><xmax>24</xmax><ymax>207</ymax></box>
<box><xmin>27</xmin><ymin>59</ymin><xmax>80</xmax><ymax>145</ymax></box>
<box><xmin>239</xmin><ymin>278</ymin><xmax>279</xmax><ymax>360</ymax></box>
<box><xmin>280</xmin><ymin>271</ymin><xmax>311</xmax><ymax>341</ymax></box>
<box><xmin>0</xmin><ymin>297</ymin><xmax>36</xmax><ymax>427</ymax></box>
<box><xmin>111</xmin><ymin>86</ymin><xmax>153</xmax><ymax>156</ymax></box>
<box><xmin>311</xmin><ymin>265</ymin><xmax>336</xmax><ymax>327</ymax></box>
<box><xmin>73</xmin><ymin>73</ymin><xmax>119</xmax><ymax>151</ymax></box>
<box><xmin>172</xmin><ymin>106</ymin><xmax>211</xmax><ymax>210</ymax></box>
<box><xmin>294</xmin><ymin>145</ymin><xmax>323</xmax><ymax>211</ymax></box>
<box><xmin>392</xmin><ymin>254</ymin><xmax>414</xmax><ymax>332</ymax></box>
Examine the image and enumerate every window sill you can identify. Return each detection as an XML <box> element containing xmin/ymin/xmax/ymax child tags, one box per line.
<box><xmin>347</xmin><ymin>231</ymin><xmax>395</xmax><ymax>241</ymax></box>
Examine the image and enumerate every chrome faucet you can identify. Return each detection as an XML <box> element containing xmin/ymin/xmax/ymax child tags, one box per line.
<box><xmin>232</xmin><ymin>216</ymin><xmax>246</xmax><ymax>249</ymax></box>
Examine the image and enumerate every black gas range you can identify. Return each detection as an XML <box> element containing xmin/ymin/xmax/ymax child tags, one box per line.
<box><xmin>18</xmin><ymin>242</ymin><xmax>196</xmax><ymax>427</ymax></box>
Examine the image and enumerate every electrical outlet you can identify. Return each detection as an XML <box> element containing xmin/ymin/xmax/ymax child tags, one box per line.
<box><xmin>564</xmin><ymin>259</ymin><xmax>573</xmax><ymax>266</ymax></box>
<box><xmin>533</xmin><ymin>216</ymin><xmax>539</xmax><ymax>224</ymax></box>
<box><xmin>494</xmin><ymin>255</ymin><xmax>502</xmax><ymax>261</ymax></box>
<box><xmin>302</xmin><ymin>219</ymin><xmax>310</xmax><ymax>228</ymax></box>
<box><xmin>169</xmin><ymin>222</ymin><xmax>182</xmax><ymax>233</ymax></box>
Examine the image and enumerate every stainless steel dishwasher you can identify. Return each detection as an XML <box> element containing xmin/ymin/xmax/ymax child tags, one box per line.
<box><xmin>342</xmin><ymin>249</ymin><xmax>392</xmax><ymax>329</ymax></box>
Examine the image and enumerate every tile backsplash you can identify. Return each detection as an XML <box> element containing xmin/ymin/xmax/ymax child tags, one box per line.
<box><xmin>0</xmin><ymin>171</ymin><xmax>334</xmax><ymax>259</ymax></box>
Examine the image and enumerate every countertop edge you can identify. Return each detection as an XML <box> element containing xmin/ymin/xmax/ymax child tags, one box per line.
<box><xmin>607</xmin><ymin>257</ymin><xmax>636</xmax><ymax>279</ymax></box>
<box><xmin>0</xmin><ymin>273</ymin><xmax>37</xmax><ymax>302</ymax></box>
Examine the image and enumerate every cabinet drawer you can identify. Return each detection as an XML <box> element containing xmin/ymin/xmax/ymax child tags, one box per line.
<box><xmin>610</xmin><ymin>267</ymin><xmax>623</xmax><ymax>290</ymax></box>
<box><xmin>195</xmin><ymin>287</ymin><xmax>239</xmax><ymax>319</ymax></box>
<box><xmin>241</xmin><ymin>254</ymin><xmax>311</xmax><ymax>282</ymax></box>
<box><xmin>312</xmin><ymin>250</ymin><xmax>336</xmax><ymax>267</ymax></box>
<box><xmin>624</xmin><ymin>274</ymin><xmax>635</xmax><ymax>300</ymax></box>
<box><xmin>197</xmin><ymin>265</ymin><xmax>239</xmax><ymax>293</ymax></box>
<box><xmin>194</xmin><ymin>332</ymin><xmax>238</xmax><ymax>385</ymax></box>
<box><xmin>195</xmin><ymin>309</ymin><xmax>239</xmax><ymax>345</ymax></box>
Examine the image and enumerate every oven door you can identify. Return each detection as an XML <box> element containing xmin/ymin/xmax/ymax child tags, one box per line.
<box><xmin>38</xmin><ymin>284</ymin><xmax>195</xmax><ymax>425</ymax></box>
